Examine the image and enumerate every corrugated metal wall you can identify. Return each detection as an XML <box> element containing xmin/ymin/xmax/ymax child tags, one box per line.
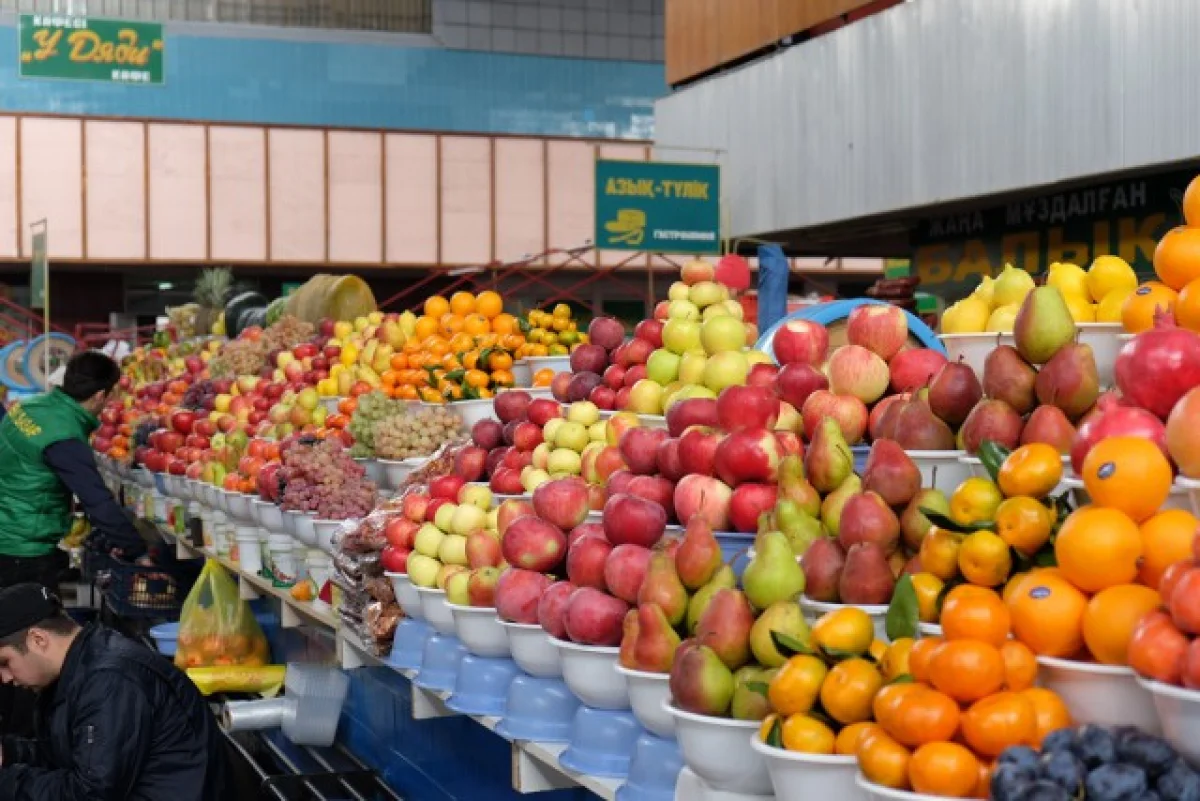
<box><xmin>655</xmin><ymin>0</ymin><xmax>1200</xmax><ymax>240</ymax></box>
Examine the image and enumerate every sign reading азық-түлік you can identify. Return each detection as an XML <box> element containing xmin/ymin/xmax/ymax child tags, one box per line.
<box><xmin>18</xmin><ymin>14</ymin><xmax>165</xmax><ymax>85</ymax></box>
<box><xmin>594</xmin><ymin>160</ymin><xmax>721</xmax><ymax>254</ymax></box>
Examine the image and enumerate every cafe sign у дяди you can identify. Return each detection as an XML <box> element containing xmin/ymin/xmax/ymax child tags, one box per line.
<box><xmin>19</xmin><ymin>14</ymin><xmax>164</xmax><ymax>85</ymax></box>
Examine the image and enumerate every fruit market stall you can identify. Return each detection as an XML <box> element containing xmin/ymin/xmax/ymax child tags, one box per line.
<box><xmin>86</xmin><ymin>179</ymin><xmax>1200</xmax><ymax>801</ymax></box>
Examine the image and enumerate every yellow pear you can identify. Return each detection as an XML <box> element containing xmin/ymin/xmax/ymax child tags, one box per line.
<box><xmin>941</xmin><ymin>296</ymin><xmax>991</xmax><ymax>334</ymax></box>
<box><xmin>1047</xmin><ymin>262</ymin><xmax>1090</xmax><ymax>300</ymax></box>
<box><xmin>1087</xmin><ymin>255</ymin><xmax>1139</xmax><ymax>303</ymax></box>
<box><xmin>1096</xmin><ymin>286</ymin><xmax>1134</xmax><ymax>323</ymax></box>
<box><xmin>993</xmin><ymin>264</ymin><xmax>1036</xmax><ymax>308</ymax></box>
<box><xmin>985</xmin><ymin>304</ymin><xmax>1021</xmax><ymax>333</ymax></box>
<box><xmin>971</xmin><ymin>275</ymin><xmax>996</xmax><ymax>310</ymax></box>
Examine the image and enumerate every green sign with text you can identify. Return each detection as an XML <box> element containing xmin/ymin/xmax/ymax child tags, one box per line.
<box><xmin>19</xmin><ymin>14</ymin><xmax>164</xmax><ymax>85</ymax></box>
<box><xmin>594</xmin><ymin>160</ymin><xmax>720</xmax><ymax>254</ymax></box>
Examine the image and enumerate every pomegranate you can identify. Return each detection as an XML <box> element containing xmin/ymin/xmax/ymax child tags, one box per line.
<box><xmin>1167</xmin><ymin>387</ymin><xmax>1200</xmax><ymax>478</ymax></box>
<box><xmin>1114</xmin><ymin>313</ymin><xmax>1200</xmax><ymax>420</ymax></box>
<box><xmin>1071</xmin><ymin>393</ymin><xmax>1168</xmax><ymax>474</ymax></box>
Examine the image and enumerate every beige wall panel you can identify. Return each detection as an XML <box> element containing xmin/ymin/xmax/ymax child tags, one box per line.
<box><xmin>209</xmin><ymin>126</ymin><xmax>267</xmax><ymax>261</ymax></box>
<box><xmin>546</xmin><ymin>141</ymin><xmax>595</xmax><ymax>267</ymax></box>
<box><xmin>85</xmin><ymin>121</ymin><xmax>146</xmax><ymax>259</ymax></box>
<box><xmin>0</xmin><ymin>118</ymin><xmax>18</xmax><ymax>258</ymax></box>
<box><xmin>147</xmin><ymin>124</ymin><xmax>207</xmax><ymax>261</ymax></box>
<box><xmin>328</xmin><ymin>131</ymin><xmax>383</xmax><ymax>264</ymax></box>
<box><xmin>440</xmin><ymin>136</ymin><xmax>492</xmax><ymax>266</ymax></box>
<box><xmin>494</xmin><ymin>138</ymin><xmax>545</xmax><ymax>266</ymax></box>
<box><xmin>384</xmin><ymin>134</ymin><xmax>438</xmax><ymax>265</ymax></box>
<box><xmin>21</xmin><ymin>117</ymin><xmax>83</xmax><ymax>258</ymax></box>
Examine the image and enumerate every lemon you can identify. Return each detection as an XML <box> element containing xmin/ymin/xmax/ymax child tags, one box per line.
<box><xmin>1062</xmin><ymin>293</ymin><xmax>1097</xmax><ymax>323</ymax></box>
<box><xmin>993</xmin><ymin>263</ymin><xmax>1036</xmax><ymax>308</ymax></box>
<box><xmin>972</xmin><ymin>275</ymin><xmax>996</xmax><ymax>309</ymax></box>
<box><xmin>985</xmin><ymin>303</ymin><xmax>1020</xmax><ymax>333</ymax></box>
<box><xmin>942</xmin><ymin>296</ymin><xmax>990</xmax><ymax>334</ymax></box>
<box><xmin>1096</xmin><ymin>286</ymin><xmax>1134</xmax><ymax>323</ymax></box>
<box><xmin>1087</xmin><ymin>255</ymin><xmax>1139</xmax><ymax>302</ymax></box>
<box><xmin>1047</xmin><ymin>262</ymin><xmax>1090</xmax><ymax>300</ymax></box>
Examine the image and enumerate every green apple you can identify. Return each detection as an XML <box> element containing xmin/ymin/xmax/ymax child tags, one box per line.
<box><xmin>438</xmin><ymin>533</ymin><xmax>470</xmax><ymax>565</ymax></box>
<box><xmin>459</xmin><ymin>484</ymin><xmax>492</xmax><ymax>511</ymax></box>
<box><xmin>668</xmin><ymin>300</ymin><xmax>701</xmax><ymax>321</ymax></box>
<box><xmin>588</xmin><ymin>421</ymin><xmax>608</xmax><ymax>442</ymax></box>
<box><xmin>679</xmin><ymin>351</ymin><xmax>708</xmax><ymax>384</ymax></box>
<box><xmin>688</xmin><ymin>280</ymin><xmax>728</xmax><ymax>309</ymax></box>
<box><xmin>450</xmin><ymin>504</ymin><xmax>488</xmax><ymax>536</ymax></box>
<box><xmin>702</xmin><ymin>303</ymin><xmax>732</xmax><ymax>321</ymax></box>
<box><xmin>407</xmin><ymin>553</ymin><xmax>441</xmax><ymax>587</ymax></box>
<box><xmin>548</xmin><ymin>447</ymin><xmax>583</xmax><ymax>475</ymax></box>
<box><xmin>532</xmin><ymin>442</ymin><xmax>551</xmax><ymax>470</ymax></box>
<box><xmin>661</xmin><ymin>381</ymin><xmax>686</xmax><ymax>411</ymax></box>
<box><xmin>721</xmin><ymin>299</ymin><xmax>745</xmax><ymax>320</ymax></box>
<box><xmin>668</xmin><ymin>281</ymin><xmax>690</xmax><ymax>301</ymax></box>
<box><xmin>433</xmin><ymin>502</ymin><xmax>457</xmax><ymax>533</ymax></box>
<box><xmin>542</xmin><ymin>417</ymin><xmax>565</xmax><ymax>447</ymax></box>
<box><xmin>521</xmin><ymin>466</ymin><xmax>551</xmax><ymax>492</ymax></box>
<box><xmin>581</xmin><ymin>441</ymin><xmax>605</xmax><ymax>465</ymax></box>
<box><xmin>627</xmin><ymin>379</ymin><xmax>665</xmax><ymax>415</ymax></box>
<box><xmin>436</xmin><ymin>564</ymin><xmax>465</xmax><ymax>589</ymax></box>
<box><xmin>662</xmin><ymin>319</ymin><xmax>702</xmax><ymax>355</ymax></box>
<box><xmin>414</xmin><ymin>523</ymin><xmax>446</xmax><ymax>558</ymax></box>
<box><xmin>702</xmin><ymin>350</ymin><xmax>750</xmax><ymax>393</ymax></box>
<box><xmin>567</xmin><ymin>400</ymin><xmax>600</xmax><ymax>426</ymax></box>
<box><xmin>745</xmin><ymin>348</ymin><xmax>773</xmax><ymax>365</ymax></box>
<box><xmin>445</xmin><ymin>570</ymin><xmax>471</xmax><ymax>606</ymax></box>
<box><xmin>555</xmin><ymin>420</ymin><xmax>590</xmax><ymax>452</ymax></box>
<box><xmin>646</xmin><ymin>349</ymin><xmax>681</xmax><ymax>384</ymax></box>
<box><xmin>486</xmin><ymin>507</ymin><xmax>499</xmax><ymax>531</ymax></box>
<box><xmin>701</xmin><ymin>315</ymin><xmax>748</xmax><ymax>355</ymax></box>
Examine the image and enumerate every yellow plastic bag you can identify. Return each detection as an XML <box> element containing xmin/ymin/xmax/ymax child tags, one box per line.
<box><xmin>187</xmin><ymin>665</ymin><xmax>286</xmax><ymax>697</ymax></box>
<box><xmin>175</xmin><ymin>559</ymin><xmax>270</xmax><ymax>670</ymax></box>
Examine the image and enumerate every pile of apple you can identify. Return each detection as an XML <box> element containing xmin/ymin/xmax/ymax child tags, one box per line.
<box><xmin>548</xmin><ymin>315</ymin><xmax>656</xmax><ymax>409</ymax></box>
<box><xmin>313</xmin><ymin>312</ymin><xmax>416</xmax><ymax>399</ymax></box>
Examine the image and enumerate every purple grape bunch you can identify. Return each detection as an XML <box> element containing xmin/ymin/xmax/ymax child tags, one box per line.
<box><xmin>279</xmin><ymin>439</ymin><xmax>377</xmax><ymax>520</ymax></box>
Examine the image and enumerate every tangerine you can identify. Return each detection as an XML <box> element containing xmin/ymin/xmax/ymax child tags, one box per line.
<box><xmin>999</xmin><ymin>640</ymin><xmax>1038</xmax><ymax>691</ymax></box>
<box><xmin>1082</xmin><ymin>436</ymin><xmax>1174</xmax><ymax>522</ymax></box>
<box><xmin>950</xmin><ymin>478</ymin><xmax>1004</xmax><ymax>525</ymax></box>
<box><xmin>919</xmin><ymin>527</ymin><xmax>963</xmax><ymax>582</ymax></box>
<box><xmin>424</xmin><ymin>295</ymin><xmax>450</xmax><ymax>318</ymax></box>
<box><xmin>449</xmin><ymin>291</ymin><xmax>476</xmax><ymax>315</ymax></box>
<box><xmin>890</xmin><ymin>686</ymin><xmax>962</xmax><ymax>747</ymax></box>
<box><xmin>811</xmin><ymin>607</ymin><xmax>875</xmax><ymax>657</ymax></box>
<box><xmin>907</xmin><ymin>636</ymin><xmax>944</xmax><ymax>684</ymax></box>
<box><xmin>780</xmin><ymin>713</ymin><xmax>836</xmax><ymax>754</ymax></box>
<box><xmin>857</xmin><ymin>728</ymin><xmax>912</xmax><ymax>790</ymax></box>
<box><xmin>994</xmin><ymin>496</ymin><xmax>1056</xmax><ymax>555</ymax></box>
<box><xmin>909</xmin><ymin>741</ymin><xmax>980</xmax><ymax>797</ymax></box>
<box><xmin>767</xmin><ymin>654</ymin><xmax>827</xmax><ymax>716</ymax></box>
<box><xmin>820</xmin><ymin>657</ymin><xmax>884</xmax><ymax>724</ymax></box>
<box><xmin>475</xmin><ymin>290</ymin><xmax>503</xmax><ymax>319</ymax></box>
<box><xmin>941</xmin><ymin>585</ymin><xmax>1011</xmax><ymax>647</ymax></box>
<box><xmin>1139</xmin><ymin>509</ymin><xmax>1200</xmax><ymax>590</ymax></box>
<box><xmin>928</xmin><ymin>640</ymin><xmax>1006</xmax><ymax>704</ymax></box>
<box><xmin>1021</xmin><ymin>687</ymin><xmax>1073</xmax><ymax>746</ymax></box>
<box><xmin>880</xmin><ymin>638</ymin><xmax>915</xmax><ymax>682</ymax></box>
<box><xmin>1122</xmin><ymin>281</ymin><xmax>1179</xmax><ymax>333</ymax></box>
<box><xmin>958</xmin><ymin>530</ymin><xmax>1013</xmax><ymax>587</ymax></box>
<box><xmin>998</xmin><ymin>443</ymin><xmax>1064</xmax><ymax>499</ymax></box>
<box><xmin>1177</xmin><ymin>278</ymin><xmax>1200</xmax><ymax>332</ymax></box>
<box><xmin>1082</xmin><ymin>583</ymin><xmax>1162</xmax><ymax>665</ymax></box>
<box><xmin>1008</xmin><ymin>572</ymin><xmax>1088</xmax><ymax>657</ymax></box>
<box><xmin>872</xmin><ymin>682</ymin><xmax>923</xmax><ymax>732</ymax></box>
<box><xmin>835</xmin><ymin>721</ymin><xmax>882</xmax><ymax>756</ymax></box>
<box><xmin>463</xmin><ymin>313</ymin><xmax>490</xmax><ymax>336</ymax></box>
<box><xmin>911</xmin><ymin>573</ymin><xmax>945</xmax><ymax>622</ymax></box>
<box><xmin>1055</xmin><ymin>506</ymin><xmax>1144</xmax><ymax>592</ymax></box>
<box><xmin>960</xmin><ymin>691</ymin><xmax>1037</xmax><ymax>758</ymax></box>
<box><xmin>1154</xmin><ymin>225</ymin><xmax>1200</xmax><ymax>290</ymax></box>
<box><xmin>414</xmin><ymin>315</ymin><xmax>439</xmax><ymax>340</ymax></box>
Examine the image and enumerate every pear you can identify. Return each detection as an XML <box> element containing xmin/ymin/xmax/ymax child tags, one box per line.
<box><xmin>1020</xmin><ymin>405</ymin><xmax>1077</xmax><ymax>454</ymax></box>
<box><xmin>730</xmin><ymin>666</ymin><xmax>775</xmax><ymax>721</ymax></box>
<box><xmin>820</xmin><ymin>474</ymin><xmax>862</xmax><ymax>536</ymax></box>
<box><xmin>983</xmin><ymin>345</ymin><xmax>1038</xmax><ymax>414</ymax></box>
<box><xmin>900</xmin><ymin>488</ymin><xmax>949</xmax><ymax>551</ymax></box>
<box><xmin>638</xmin><ymin>552</ymin><xmax>689</xmax><ymax>628</ymax></box>
<box><xmin>927</xmin><ymin>359</ymin><xmax>983</xmax><ymax>428</ymax></box>
<box><xmin>750</xmin><ymin>601</ymin><xmax>811</xmax><ymax>668</ymax></box>
<box><xmin>839</xmin><ymin>542</ymin><xmax>896</xmax><ymax>605</ymax></box>
<box><xmin>804</xmin><ymin>418</ymin><xmax>853</xmax><ymax>494</ymax></box>
<box><xmin>619</xmin><ymin>608</ymin><xmax>640</xmax><ymax>669</ymax></box>
<box><xmin>631</xmin><ymin>603</ymin><xmax>683</xmax><ymax>673</ymax></box>
<box><xmin>686</xmin><ymin>565</ymin><xmax>736</xmax><ymax>635</ymax></box>
<box><xmin>742</xmin><ymin>530</ymin><xmax>806</xmax><ymax>611</ymax></box>
<box><xmin>801</xmin><ymin>538</ymin><xmax>846</xmax><ymax>602</ymax></box>
<box><xmin>957</xmin><ymin>399</ymin><xmax>1025</xmax><ymax>454</ymax></box>
<box><xmin>1034</xmin><ymin>342</ymin><xmax>1100</xmax><ymax>421</ymax></box>
<box><xmin>776</xmin><ymin>502</ymin><xmax>826</xmax><ymax>557</ymax></box>
<box><xmin>696</xmin><ymin>588</ymin><xmax>756</xmax><ymax>670</ymax></box>
<box><xmin>675</xmin><ymin>518</ymin><xmax>723</xmax><ymax>592</ymax></box>
<box><xmin>863</xmin><ymin>439</ymin><xmax>922</xmax><ymax>507</ymax></box>
<box><xmin>1013</xmin><ymin>285</ymin><xmax>1078</xmax><ymax>365</ymax></box>
<box><xmin>778</xmin><ymin>454</ymin><xmax>821</xmax><ymax>517</ymax></box>
<box><xmin>891</xmin><ymin>396</ymin><xmax>956</xmax><ymax>452</ymax></box>
<box><xmin>837</xmin><ymin>492</ymin><xmax>901</xmax><ymax>555</ymax></box>
<box><xmin>669</xmin><ymin>639</ymin><xmax>735</xmax><ymax>717</ymax></box>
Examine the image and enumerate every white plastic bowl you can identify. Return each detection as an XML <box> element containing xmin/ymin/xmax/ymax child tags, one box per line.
<box><xmin>385</xmin><ymin>571</ymin><xmax>424</xmax><ymax>620</ymax></box>
<box><xmin>133</xmin><ymin>468</ymin><xmax>155</xmax><ymax>489</ymax></box>
<box><xmin>906</xmin><ymin>450</ymin><xmax>972</xmax><ymax>494</ymax></box>
<box><xmin>203</xmin><ymin>484</ymin><xmax>220</xmax><ymax>509</ymax></box>
<box><xmin>751</xmin><ymin>737</ymin><xmax>865</xmax><ymax>801</ymax></box>
<box><xmin>500</xmin><ymin>620</ymin><xmax>562</xmax><ymax>677</ymax></box>
<box><xmin>1076</xmin><ymin>322</ymin><xmax>1124</xmax><ymax>388</ymax></box>
<box><xmin>256</xmin><ymin>501</ymin><xmax>284</xmax><ymax>533</ymax></box>
<box><xmin>447</xmin><ymin>603</ymin><xmax>510</xmax><ymax>658</ymax></box>
<box><xmin>664</xmin><ymin>702</ymin><xmax>773</xmax><ymax>795</ymax></box>
<box><xmin>524</xmin><ymin>355</ymin><xmax>571</xmax><ymax>376</ymax></box>
<box><xmin>353</xmin><ymin>457</ymin><xmax>384</xmax><ymax>486</ymax></box>
<box><xmin>378</xmin><ymin>458</ymin><xmax>425</xmax><ymax>490</ymax></box>
<box><xmin>549</xmin><ymin>637</ymin><xmax>630</xmax><ymax>710</ymax></box>
<box><xmin>414</xmin><ymin>586</ymin><xmax>456</xmax><ymax>636</ymax></box>
<box><xmin>292</xmin><ymin>513</ymin><xmax>319</xmax><ymax>547</ymax></box>
<box><xmin>1180</xmin><ymin>476</ymin><xmax>1200</xmax><ymax>516</ymax></box>
<box><xmin>800</xmin><ymin>597</ymin><xmax>890</xmax><ymax>643</ymax></box>
<box><xmin>1137</xmin><ymin>677</ymin><xmax>1200</xmax><ymax>764</ymax></box>
<box><xmin>855</xmin><ymin>774</ymin><xmax>941</xmax><ymax>800</ymax></box>
<box><xmin>313</xmin><ymin>519</ymin><xmax>353</xmax><ymax>554</ymax></box>
<box><xmin>637</xmin><ymin>415</ymin><xmax>669</xmax><ymax>430</ymax></box>
<box><xmin>446</xmin><ymin>398</ymin><xmax>497</xmax><ymax>430</ymax></box>
<box><xmin>614</xmin><ymin>665</ymin><xmax>674</xmax><ymax>738</ymax></box>
<box><xmin>917</xmin><ymin>622</ymin><xmax>943</xmax><ymax>638</ymax></box>
<box><xmin>510</xmin><ymin>360</ymin><xmax>533</xmax><ymax>388</ymax></box>
<box><xmin>1037</xmin><ymin>656</ymin><xmax>1161</xmax><ymax>734</ymax></box>
<box><xmin>213</xmin><ymin>488</ymin><xmax>232</xmax><ymax>514</ymax></box>
<box><xmin>939</xmin><ymin>332</ymin><xmax>1014</xmax><ymax>380</ymax></box>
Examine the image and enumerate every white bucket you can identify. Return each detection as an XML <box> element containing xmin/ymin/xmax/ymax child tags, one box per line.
<box><xmin>237</xmin><ymin>530</ymin><xmax>263</xmax><ymax>574</ymax></box>
<box><xmin>268</xmin><ymin>534</ymin><xmax>298</xmax><ymax>586</ymax></box>
<box><xmin>306</xmin><ymin>550</ymin><xmax>333</xmax><ymax>595</ymax></box>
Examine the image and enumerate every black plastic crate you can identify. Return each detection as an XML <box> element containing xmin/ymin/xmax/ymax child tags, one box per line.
<box><xmin>94</xmin><ymin>553</ymin><xmax>203</xmax><ymax>620</ymax></box>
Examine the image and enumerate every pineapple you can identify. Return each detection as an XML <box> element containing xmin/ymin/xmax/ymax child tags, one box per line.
<box><xmin>193</xmin><ymin>267</ymin><xmax>232</xmax><ymax>337</ymax></box>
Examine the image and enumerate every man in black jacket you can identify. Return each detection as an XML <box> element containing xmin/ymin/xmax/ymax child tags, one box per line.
<box><xmin>0</xmin><ymin>584</ymin><xmax>227</xmax><ymax>800</ymax></box>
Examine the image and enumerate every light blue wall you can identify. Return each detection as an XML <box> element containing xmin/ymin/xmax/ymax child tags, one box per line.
<box><xmin>0</xmin><ymin>23</ymin><xmax>664</xmax><ymax>138</ymax></box>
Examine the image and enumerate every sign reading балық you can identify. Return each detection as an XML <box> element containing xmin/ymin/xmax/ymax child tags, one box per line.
<box><xmin>18</xmin><ymin>14</ymin><xmax>164</xmax><ymax>85</ymax></box>
<box><xmin>595</xmin><ymin>160</ymin><xmax>720</xmax><ymax>254</ymax></box>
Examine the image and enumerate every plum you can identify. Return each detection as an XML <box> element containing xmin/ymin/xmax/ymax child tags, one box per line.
<box><xmin>1040</xmin><ymin>728</ymin><xmax>1079</xmax><ymax>756</ymax></box>
<box><xmin>1040</xmin><ymin>750</ymin><xmax>1084</xmax><ymax>794</ymax></box>
<box><xmin>998</xmin><ymin>745</ymin><xmax>1041</xmax><ymax>771</ymax></box>
<box><xmin>1075</xmin><ymin>724</ymin><xmax>1117</xmax><ymax>768</ymax></box>
<box><xmin>1115</xmin><ymin>730</ymin><xmax>1176</xmax><ymax>779</ymax></box>
<box><xmin>991</xmin><ymin>763</ymin><xmax>1040</xmax><ymax>801</ymax></box>
<box><xmin>1085</xmin><ymin>764</ymin><xmax>1147</xmax><ymax>801</ymax></box>
<box><xmin>1156</xmin><ymin>760</ymin><xmax>1200</xmax><ymax>801</ymax></box>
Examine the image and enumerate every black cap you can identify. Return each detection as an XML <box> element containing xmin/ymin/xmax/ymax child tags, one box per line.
<box><xmin>0</xmin><ymin>584</ymin><xmax>61</xmax><ymax>640</ymax></box>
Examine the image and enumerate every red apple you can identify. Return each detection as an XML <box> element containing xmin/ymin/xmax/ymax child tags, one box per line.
<box><xmin>678</xmin><ymin>426</ymin><xmax>721</xmax><ymax>476</ymax></box>
<box><xmin>589</xmin><ymin>385</ymin><xmax>617</xmax><ymax>410</ymax></box>
<box><xmin>490</xmin><ymin>468</ymin><xmax>525</xmax><ymax>495</ymax></box>
<box><xmin>566</xmin><ymin>534</ymin><xmax>613</xmax><ymax>590</ymax></box>
<box><xmin>656</xmin><ymin>438</ymin><xmax>685</xmax><ymax>482</ymax></box>
<box><xmin>588</xmin><ymin>483</ymin><xmax>607</xmax><ymax>511</ymax></box>
<box><xmin>527</xmin><ymin>398</ymin><xmax>564</xmax><ymax>427</ymax></box>
<box><xmin>563</xmin><ymin>587</ymin><xmax>629</xmax><ymax>646</ymax></box>
<box><xmin>472</xmin><ymin>419</ymin><xmax>504</xmax><ymax>450</ymax></box>
<box><xmin>170</xmin><ymin>410</ymin><xmax>196</xmax><ymax>435</ymax></box>
<box><xmin>627</xmin><ymin>475</ymin><xmax>676</xmax><ymax>520</ymax></box>
<box><xmin>502</xmin><ymin>516</ymin><xmax>567</xmax><ymax>573</ymax></box>
<box><xmin>602</xmin><ymin>493</ymin><xmax>667</xmax><ymax>548</ymax></box>
<box><xmin>623</xmin><ymin>364</ymin><xmax>648</xmax><ymax>388</ymax></box>
<box><xmin>746</xmin><ymin>363</ymin><xmax>779</xmax><ymax>389</ymax></box>
<box><xmin>774</xmin><ymin>362</ymin><xmax>830</xmax><ymax>412</ymax></box>
<box><xmin>503</xmin><ymin>448</ymin><xmax>533</xmax><ymax>471</ymax></box>
<box><xmin>567</xmin><ymin>522</ymin><xmax>606</xmax><ymax>549</ymax></box>
<box><xmin>801</xmin><ymin>390</ymin><xmax>869</xmax><ymax>444</ymax></box>
<box><xmin>430</xmin><ymin>474</ymin><xmax>466</xmax><ymax>501</ymax></box>
<box><xmin>402</xmin><ymin>491</ymin><xmax>430</xmax><ymax>523</ymax></box>
<box><xmin>454</xmin><ymin>446</ymin><xmax>488</xmax><ymax>482</ymax></box>
<box><xmin>495</xmin><ymin>569</ymin><xmax>554</xmax><ymax>624</ymax></box>
<box><xmin>606</xmin><ymin>469</ymin><xmax>636</xmax><ymax>497</ymax></box>
<box><xmin>713</xmin><ymin>428</ymin><xmax>782</xmax><ymax>487</ymax></box>
<box><xmin>386</xmin><ymin>517</ymin><xmax>419</xmax><ymax>549</ymax></box>
<box><xmin>665</xmin><ymin>397</ymin><xmax>719</xmax><ymax>437</ymax></box>
<box><xmin>603</xmin><ymin>545</ymin><xmax>653</xmax><ymax>604</ymax></box>
<box><xmin>588</xmin><ymin>317</ymin><xmax>626</xmax><ymax>352</ymax></box>
<box><xmin>513</xmin><ymin>421</ymin><xmax>545</xmax><ymax>452</ymax></box>
<box><xmin>674</xmin><ymin>474</ymin><xmax>733</xmax><ymax>530</ymax></box>
<box><xmin>729</xmin><ymin>483</ymin><xmax>779</xmax><ymax>533</ymax></box>
<box><xmin>466</xmin><ymin>530</ymin><xmax>504</xmax><ymax>568</ymax></box>
<box><xmin>773</xmin><ymin>320</ymin><xmax>829</xmax><ymax>366</ymax></box>
<box><xmin>634</xmin><ymin>319</ymin><xmax>664</xmax><ymax>349</ymax></box>
<box><xmin>532</xmin><ymin>476</ymin><xmax>590</xmax><ymax>530</ymax></box>
<box><xmin>888</xmin><ymin>348</ymin><xmax>949</xmax><ymax>394</ymax></box>
<box><xmin>615</xmin><ymin>387</ymin><xmax>632</xmax><ymax>410</ymax></box>
<box><xmin>537</xmin><ymin>580</ymin><xmax>577</xmax><ymax>639</ymax></box>
<box><xmin>619</xmin><ymin>427</ymin><xmax>669</xmax><ymax>475</ymax></box>
<box><xmin>716</xmin><ymin>386</ymin><xmax>780</xmax><ymax>432</ymax></box>
<box><xmin>167</xmin><ymin>459</ymin><xmax>187</xmax><ymax>476</ymax></box>
<box><xmin>848</xmin><ymin>304</ymin><xmax>909</xmax><ymax>361</ymax></box>
<box><xmin>603</xmin><ymin>364</ymin><xmax>627</xmax><ymax>391</ymax></box>
<box><xmin>619</xmin><ymin>338</ymin><xmax>654</xmax><ymax>368</ymax></box>
<box><xmin>380</xmin><ymin>546</ymin><xmax>411</xmax><ymax>573</ymax></box>
<box><xmin>496</xmin><ymin>498</ymin><xmax>536</xmax><ymax>536</ymax></box>
<box><xmin>582</xmin><ymin>445</ymin><xmax>626</xmax><ymax>485</ymax></box>
<box><xmin>468</xmin><ymin>566</ymin><xmax>502</xmax><ymax>607</ymax></box>
<box><xmin>827</xmin><ymin>345</ymin><xmax>891</xmax><ymax>404</ymax></box>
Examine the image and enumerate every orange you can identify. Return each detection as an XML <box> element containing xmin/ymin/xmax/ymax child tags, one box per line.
<box><xmin>820</xmin><ymin>657</ymin><xmax>884</xmax><ymax>724</ymax></box>
<box><xmin>1177</xmin><ymin>278</ymin><xmax>1200</xmax><ymax>332</ymax></box>
<box><xmin>1082</xmin><ymin>583</ymin><xmax>1162</xmax><ymax>665</ymax></box>
<box><xmin>491</xmin><ymin>312</ymin><xmax>518</xmax><ymax>335</ymax></box>
<box><xmin>928</xmin><ymin>640</ymin><xmax>1006</xmax><ymax>704</ymax></box>
<box><xmin>475</xmin><ymin>290</ymin><xmax>503</xmax><ymax>319</ymax></box>
<box><xmin>1122</xmin><ymin>281</ymin><xmax>1179</xmax><ymax>333</ymax></box>
<box><xmin>889</xmin><ymin>686</ymin><xmax>962</xmax><ymax>747</ymax></box>
<box><xmin>1186</xmin><ymin>175</ymin><xmax>1200</xmax><ymax>226</ymax></box>
<box><xmin>940</xmin><ymin>585</ymin><xmax>1011</xmax><ymax>647</ymax></box>
<box><xmin>907</xmin><ymin>636</ymin><xmax>944</xmax><ymax>684</ymax></box>
<box><xmin>835</xmin><ymin>721</ymin><xmax>881</xmax><ymax>756</ymax></box>
<box><xmin>994</xmin><ymin>496</ymin><xmax>1056</xmax><ymax>556</ymax></box>
<box><xmin>533</xmin><ymin>367</ymin><xmax>554</xmax><ymax>387</ymax></box>
<box><xmin>999</xmin><ymin>640</ymin><xmax>1038</xmax><ymax>691</ymax></box>
<box><xmin>880</xmin><ymin>638</ymin><xmax>915</xmax><ymax>682</ymax></box>
<box><xmin>919</xmin><ymin>527</ymin><xmax>963</xmax><ymax>581</ymax></box>
<box><xmin>960</xmin><ymin>691</ymin><xmax>1037</xmax><ymax>757</ymax></box>
<box><xmin>414</xmin><ymin>315</ymin><xmax>439</xmax><ymax>340</ymax></box>
<box><xmin>424</xmin><ymin>295</ymin><xmax>450</xmax><ymax>318</ymax></box>
<box><xmin>911</xmin><ymin>573</ymin><xmax>944</xmax><ymax>623</ymax></box>
<box><xmin>1140</xmin><ymin>509</ymin><xmax>1199</xmax><ymax>590</ymax></box>
<box><xmin>974</xmin><ymin>761</ymin><xmax>994</xmax><ymax>800</ymax></box>
<box><xmin>767</xmin><ymin>654</ymin><xmax>827</xmax><ymax>716</ymax></box>
<box><xmin>463</xmin><ymin>313</ymin><xmax>491</xmax><ymax>336</ymax></box>
<box><xmin>872</xmin><ymin>682</ymin><xmax>923</xmax><ymax>732</ymax></box>
<box><xmin>780</xmin><ymin>713</ymin><xmax>836</xmax><ymax>754</ymax></box>
<box><xmin>1154</xmin><ymin>225</ymin><xmax>1200</xmax><ymax>290</ymax></box>
<box><xmin>811</xmin><ymin>607</ymin><xmax>875</xmax><ymax>657</ymax></box>
<box><xmin>998</xmin><ymin>443</ymin><xmax>1064</xmax><ymax>499</ymax></box>
<box><xmin>909</xmin><ymin>741</ymin><xmax>980</xmax><ymax>797</ymax></box>
<box><xmin>1022</xmin><ymin>687</ymin><xmax>1073</xmax><ymax>746</ymax></box>
<box><xmin>1008</xmin><ymin>572</ymin><xmax>1088</xmax><ymax>657</ymax></box>
<box><xmin>449</xmin><ymin>291</ymin><xmax>476</xmax><ymax>316</ymax></box>
<box><xmin>857</xmin><ymin>728</ymin><xmax>912</xmax><ymax>790</ymax></box>
<box><xmin>439</xmin><ymin>313</ymin><xmax>465</xmax><ymax>337</ymax></box>
<box><xmin>1082</xmin><ymin>436</ymin><xmax>1174</xmax><ymax>522</ymax></box>
<box><xmin>1055</xmin><ymin>506</ymin><xmax>1144</xmax><ymax>592</ymax></box>
<box><xmin>958</xmin><ymin>530</ymin><xmax>1013</xmax><ymax>587</ymax></box>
